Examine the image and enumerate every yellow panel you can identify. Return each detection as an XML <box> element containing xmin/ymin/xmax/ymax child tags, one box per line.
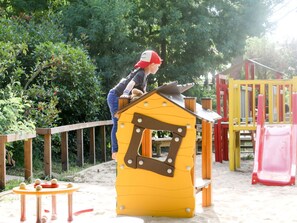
<box><xmin>121</xmin><ymin>94</ymin><xmax>196</xmax><ymax>126</ymax></box>
<box><xmin>116</xmin><ymin>185</ymin><xmax>193</xmax><ymax>198</ymax></box>
<box><xmin>116</xmin><ymin>168</ymin><xmax>193</xmax><ymax>188</ymax></box>
<box><xmin>117</xmin><ymin>195</ymin><xmax>195</xmax><ymax>217</ymax></box>
<box><xmin>116</xmin><ymin>93</ymin><xmax>197</xmax><ymax>217</ymax></box>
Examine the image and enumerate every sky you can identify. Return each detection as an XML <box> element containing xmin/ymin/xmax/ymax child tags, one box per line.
<box><xmin>267</xmin><ymin>0</ymin><xmax>297</xmax><ymax>43</ymax></box>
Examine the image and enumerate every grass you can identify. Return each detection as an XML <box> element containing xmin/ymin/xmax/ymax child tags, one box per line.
<box><xmin>241</xmin><ymin>153</ymin><xmax>254</xmax><ymax>160</ymax></box>
<box><xmin>4</xmin><ymin>179</ymin><xmax>27</xmax><ymax>191</ymax></box>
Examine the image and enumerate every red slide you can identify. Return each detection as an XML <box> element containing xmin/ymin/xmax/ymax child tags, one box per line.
<box><xmin>252</xmin><ymin>93</ymin><xmax>297</xmax><ymax>186</ymax></box>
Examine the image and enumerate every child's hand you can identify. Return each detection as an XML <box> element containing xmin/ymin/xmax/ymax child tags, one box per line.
<box><xmin>120</xmin><ymin>94</ymin><xmax>130</xmax><ymax>98</ymax></box>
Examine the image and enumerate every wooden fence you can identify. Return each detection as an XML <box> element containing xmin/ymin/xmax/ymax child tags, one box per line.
<box><xmin>0</xmin><ymin>120</ymin><xmax>113</xmax><ymax>190</ymax></box>
<box><xmin>0</xmin><ymin>132</ymin><xmax>36</xmax><ymax>190</ymax></box>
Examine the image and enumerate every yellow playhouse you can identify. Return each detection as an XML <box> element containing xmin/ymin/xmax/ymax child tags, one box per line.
<box><xmin>115</xmin><ymin>82</ymin><xmax>221</xmax><ymax>218</ymax></box>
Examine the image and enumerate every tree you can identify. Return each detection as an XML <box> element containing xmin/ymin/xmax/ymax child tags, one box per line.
<box><xmin>0</xmin><ymin>0</ymin><xmax>68</xmax><ymax>19</ymax></box>
<box><xmin>245</xmin><ymin>37</ymin><xmax>297</xmax><ymax>79</ymax></box>
<box><xmin>130</xmin><ymin>0</ymin><xmax>283</xmax><ymax>85</ymax></box>
<box><xmin>29</xmin><ymin>41</ymin><xmax>104</xmax><ymax>124</ymax></box>
<box><xmin>60</xmin><ymin>0</ymin><xmax>283</xmax><ymax>90</ymax></box>
<box><xmin>280</xmin><ymin>40</ymin><xmax>297</xmax><ymax>78</ymax></box>
<box><xmin>0</xmin><ymin>16</ymin><xmax>104</xmax><ymax>126</ymax></box>
<box><xmin>61</xmin><ymin>0</ymin><xmax>137</xmax><ymax>94</ymax></box>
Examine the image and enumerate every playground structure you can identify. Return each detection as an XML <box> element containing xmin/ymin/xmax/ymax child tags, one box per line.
<box><xmin>214</xmin><ymin>59</ymin><xmax>297</xmax><ymax>171</ymax></box>
<box><xmin>115</xmin><ymin>82</ymin><xmax>221</xmax><ymax>218</ymax></box>
<box><xmin>252</xmin><ymin>93</ymin><xmax>297</xmax><ymax>186</ymax></box>
<box><xmin>13</xmin><ymin>179</ymin><xmax>80</xmax><ymax>222</ymax></box>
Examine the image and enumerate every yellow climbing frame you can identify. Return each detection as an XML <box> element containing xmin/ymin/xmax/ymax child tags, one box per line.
<box><xmin>228</xmin><ymin>77</ymin><xmax>297</xmax><ymax>170</ymax></box>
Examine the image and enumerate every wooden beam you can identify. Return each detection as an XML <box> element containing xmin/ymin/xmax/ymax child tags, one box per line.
<box><xmin>0</xmin><ymin>133</ymin><xmax>36</xmax><ymax>143</ymax></box>
<box><xmin>36</xmin><ymin>120</ymin><xmax>113</xmax><ymax>135</ymax></box>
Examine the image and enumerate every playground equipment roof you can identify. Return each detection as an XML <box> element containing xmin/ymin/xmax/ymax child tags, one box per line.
<box><xmin>117</xmin><ymin>81</ymin><xmax>221</xmax><ymax>122</ymax></box>
<box><xmin>217</xmin><ymin>59</ymin><xmax>285</xmax><ymax>79</ymax></box>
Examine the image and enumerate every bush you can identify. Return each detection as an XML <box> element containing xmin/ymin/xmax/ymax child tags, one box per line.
<box><xmin>0</xmin><ymin>83</ymin><xmax>35</xmax><ymax>135</ymax></box>
<box><xmin>29</xmin><ymin>41</ymin><xmax>104</xmax><ymax>124</ymax></box>
<box><xmin>0</xmin><ymin>16</ymin><xmax>107</xmax><ymax>171</ymax></box>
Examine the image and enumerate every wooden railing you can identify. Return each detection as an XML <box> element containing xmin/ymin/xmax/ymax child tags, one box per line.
<box><xmin>0</xmin><ymin>132</ymin><xmax>36</xmax><ymax>189</ymax></box>
<box><xmin>36</xmin><ymin>120</ymin><xmax>113</xmax><ymax>178</ymax></box>
<box><xmin>0</xmin><ymin>120</ymin><xmax>113</xmax><ymax>190</ymax></box>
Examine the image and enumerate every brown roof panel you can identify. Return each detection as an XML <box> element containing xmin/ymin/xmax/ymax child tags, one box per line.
<box><xmin>117</xmin><ymin>82</ymin><xmax>221</xmax><ymax>122</ymax></box>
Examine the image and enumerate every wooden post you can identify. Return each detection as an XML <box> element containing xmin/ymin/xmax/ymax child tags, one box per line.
<box><xmin>24</xmin><ymin>139</ymin><xmax>33</xmax><ymax>181</ymax></box>
<box><xmin>201</xmin><ymin>98</ymin><xmax>212</xmax><ymax>110</ymax></box>
<box><xmin>118</xmin><ymin>97</ymin><xmax>130</xmax><ymax>110</ymax></box>
<box><xmin>61</xmin><ymin>132</ymin><xmax>69</xmax><ymax>171</ymax></box>
<box><xmin>77</xmin><ymin>129</ymin><xmax>84</xmax><ymax>167</ymax></box>
<box><xmin>184</xmin><ymin>97</ymin><xmax>197</xmax><ymax>113</ymax></box>
<box><xmin>44</xmin><ymin>134</ymin><xmax>52</xmax><ymax>178</ymax></box>
<box><xmin>89</xmin><ymin>127</ymin><xmax>96</xmax><ymax>164</ymax></box>
<box><xmin>0</xmin><ymin>137</ymin><xmax>6</xmax><ymax>190</ymax></box>
<box><xmin>99</xmin><ymin>126</ymin><xmax>107</xmax><ymax>162</ymax></box>
<box><xmin>201</xmin><ymin>97</ymin><xmax>212</xmax><ymax>207</ymax></box>
<box><xmin>141</xmin><ymin>129</ymin><xmax>152</xmax><ymax>158</ymax></box>
<box><xmin>184</xmin><ymin>97</ymin><xmax>197</xmax><ymax>188</ymax></box>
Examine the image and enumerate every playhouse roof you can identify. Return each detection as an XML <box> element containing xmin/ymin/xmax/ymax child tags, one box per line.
<box><xmin>117</xmin><ymin>82</ymin><xmax>221</xmax><ymax>122</ymax></box>
<box><xmin>217</xmin><ymin>59</ymin><xmax>284</xmax><ymax>79</ymax></box>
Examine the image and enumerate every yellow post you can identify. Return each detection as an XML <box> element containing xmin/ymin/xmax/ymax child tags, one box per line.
<box><xmin>201</xmin><ymin>98</ymin><xmax>212</xmax><ymax>207</ymax></box>
<box><xmin>228</xmin><ymin>78</ymin><xmax>236</xmax><ymax>170</ymax></box>
<box><xmin>234</xmin><ymin>80</ymin><xmax>241</xmax><ymax>169</ymax></box>
<box><xmin>293</xmin><ymin>76</ymin><xmax>297</xmax><ymax>92</ymax></box>
<box><xmin>235</xmin><ymin>131</ymin><xmax>241</xmax><ymax>169</ymax></box>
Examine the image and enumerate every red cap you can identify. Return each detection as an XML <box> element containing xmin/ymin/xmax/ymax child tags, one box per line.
<box><xmin>134</xmin><ymin>50</ymin><xmax>162</xmax><ymax>68</ymax></box>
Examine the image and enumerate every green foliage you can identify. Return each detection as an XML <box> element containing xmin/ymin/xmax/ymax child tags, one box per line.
<box><xmin>1</xmin><ymin>178</ymin><xmax>24</xmax><ymax>192</ymax></box>
<box><xmin>129</xmin><ymin>0</ymin><xmax>282</xmax><ymax>86</ymax></box>
<box><xmin>185</xmin><ymin>81</ymin><xmax>217</xmax><ymax>110</ymax></box>
<box><xmin>60</xmin><ymin>0</ymin><xmax>284</xmax><ymax>96</ymax></box>
<box><xmin>60</xmin><ymin>0</ymin><xmax>138</xmax><ymax>92</ymax></box>
<box><xmin>0</xmin><ymin>42</ymin><xmax>27</xmax><ymax>85</ymax></box>
<box><xmin>0</xmin><ymin>0</ymin><xmax>69</xmax><ymax>19</ymax></box>
<box><xmin>0</xmin><ymin>84</ymin><xmax>35</xmax><ymax>134</ymax></box>
<box><xmin>0</xmin><ymin>16</ymin><xmax>66</xmax><ymax>46</ymax></box>
<box><xmin>0</xmin><ymin>40</ymin><xmax>35</xmax><ymax>135</ymax></box>
<box><xmin>30</xmin><ymin>41</ymin><xmax>103</xmax><ymax>124</ymax></box>
<box><xmin>244</xmin><ymin>37</ymin><xmax>297</xmax><ymax>79</ymax></box>
<box><xmin>281</xmin><ymin>40</ymin><xmax>297</xmax><ymax>78</ymax></box>
<box><xmin>0</xmin><ymin>15</ymin><xmax>106</xmax><ymax>171</ymax></box>
<box><xmin>0</xmin><ymin>16</ymin><xmax>104</xmax><ymax>126</ymax></box>
<box><xmin>26</xmin><ymin>86</ymin><xmax>60</xmax><ymax>127</ymax></box>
